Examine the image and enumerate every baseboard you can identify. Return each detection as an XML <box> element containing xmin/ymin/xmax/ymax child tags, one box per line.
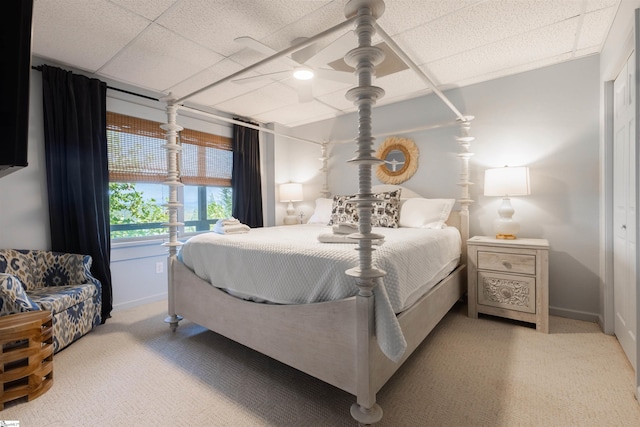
<box><xmin>549</xmin><ymin>305</ymin><xmax>599</xmax><ymax>323</ymax></box>
<box><xmin>112</xmin><ymin>293</ymin><xmax>167</xmax><ymax>312</ymax></box>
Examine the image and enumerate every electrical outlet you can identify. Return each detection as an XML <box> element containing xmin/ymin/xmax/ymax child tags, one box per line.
<box><xmin>155</xmin><ymin>262</ymin><xmax>163</xmax><ymax>274</ymax></box>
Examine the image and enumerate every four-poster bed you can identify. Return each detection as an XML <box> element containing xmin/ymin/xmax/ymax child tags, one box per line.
<box><xmin>162</xmin><ymin>1</ymin><xmax>475</xmax><ymax>425</ymax></box>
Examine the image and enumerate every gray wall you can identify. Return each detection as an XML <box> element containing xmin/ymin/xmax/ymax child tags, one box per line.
<box><xmin>292</xmin><ymin>55</ymin><xmax>601</xmax><ymax>320</ymax></box>
<box><xmin>0</xmin><ymin>69</ymin><xmax>50</xmax><ymax>250</ymax></box>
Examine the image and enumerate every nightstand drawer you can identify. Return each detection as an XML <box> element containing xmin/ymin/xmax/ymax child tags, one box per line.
<box><xmin>477</xmin><ymin>251</ymin><xmax>536</xmax><ymax>275</ymax></box>
<box><xmin>477</xmin><ymin>271</ymin><xmax>536</xmax><ymax>314</ymax></box>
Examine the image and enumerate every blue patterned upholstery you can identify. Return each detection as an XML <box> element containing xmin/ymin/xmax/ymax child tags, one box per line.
<box><xmin>0</xmin><ymin>249</ymin><xmax>102</xmax><ymax>353</ymax></box>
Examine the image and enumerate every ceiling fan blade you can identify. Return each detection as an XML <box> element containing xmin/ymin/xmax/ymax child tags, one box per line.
<box><xmin>297</xmin><ymin>80</ymin><xmax>314</xmax><ymax>103</ymax></box>
<box><xmin>232</xmin><ymin>70</ymin><xmax>291</xmax><ymax>84</ymax></box>
<box><xmin>315</xmin><ymin>68</ymin><xmax>354</xmax><ymax>84</ymax></box>
<box><xmin>305</xmin><ymin>31</ymin><xmax>357</xmax><ymax>69</ymax></box>
<box><xmin>234</xmin><ymin>36</ymin><xmax>278</xmax><ymax>56</ymax></box>
<box><xmin>291</xmin><ymin>37</ymin><xmax>318</xmax><ymax>64</ymax></box>
<box><xmin>235</xmin><ymin>36</ymin><xmax>300</xmax><ymax>67</ymax></box>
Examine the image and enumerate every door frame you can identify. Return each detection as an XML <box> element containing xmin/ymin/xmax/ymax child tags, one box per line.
<box><xmin>602</xmin><ymin>10</ymin><xmax>640</xmax><ymax>399</ymax></box>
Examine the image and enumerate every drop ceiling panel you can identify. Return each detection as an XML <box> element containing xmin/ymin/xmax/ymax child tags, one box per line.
<box><xmin>427</xmin><ymin>18</ymin><xmax>579</xmax><ymax>87</ymax></box>
<box><xmin>375</xmin><ymin>69</ymin><xmax>430</xmax><ymax>104</ymax></box>
<box><xmin>577</xmin><ymin>7</ymin><xmax>619</xmax><ymax>50</ymax></box>
<box><xmin>378</xmin><ymin>0</ymin><xmax>482</xmax><ymax>36</ymax></box>
<box><xmin>394</xmin><ymin>0</ymin><xmax>583</xmax><ymax>65</ymax></box>
<box><xmin>316</xmin><ymin>88</ymin><xmax>356</xmax><ymax>112</ymax></box>
<box><xmin>167</xmin><ymin>58</ymin><xmax>267</xmax><ymax>105</ymax></box>
<box><xmin>100</xmin><ymin>24</ymin><xmax>224</xmax><ymax>92</ymax></box>
<box><xmin>452</xmin><ymin>52</ymin><xmax>575</xmax><ymax>89</ymax></box>
<box><xmin>257</xmin><ymin>1</ymin><xmax>346</xmax><ymax>53</ymax></box>
<box><xmin>252</xmin><ymin>101</ymin><xmax>339</xmax><ymax>127</ymax></box>
<box><xmin>155</xmin><ymin>0</ymin><xmax>333</xmax><ymax>57</ymax></box>
<box><xmin>585</xmin><ymin>0</ymin><xmax>622</xmax><ymax>12</ymax></box>
<box><xmin>32</xmin><ymin>0</ymin><xmax>151</xmax><ymax>72</ymax></box>
<box><xmin>31</xmin><ymin>0</ymin><xmax>622</xmax><ymax>128</ymax></box>
<box><xmin>109</xmin><ymin>0</ymin><xmax>178</xmax><ymax>21</ymax></box>
<box><xmin>213</xmin><ymin>82</ymin><xmax>300</xmax><ymax>118</ymax></box>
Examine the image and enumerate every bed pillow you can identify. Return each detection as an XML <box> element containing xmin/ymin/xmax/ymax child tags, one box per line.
<box><xmin>399</xmin><ymin>198</ymin><xmax>455</xmax><ymax>229</ymax></box>
<box><xmin>328</xmin><ymin>190</ymin><xmax>402</xmax><ymax>228</ymax></box>
<box><xmin>307</xmin><ymin>198</ymin><xmax>333</xmax><ymax>224</ymax></box>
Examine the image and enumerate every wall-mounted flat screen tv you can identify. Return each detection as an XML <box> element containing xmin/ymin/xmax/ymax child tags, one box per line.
<box><xmin>0</xmin><ymin>0</ymin><xmax>34</xmax><ymax>178</ymax></box>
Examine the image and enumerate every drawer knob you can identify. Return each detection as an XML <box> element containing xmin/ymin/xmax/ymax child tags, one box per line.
<box><xmin>502</xmin><ymin>261</ymin><xmax>512</xmax><ymax>269</ymax></box>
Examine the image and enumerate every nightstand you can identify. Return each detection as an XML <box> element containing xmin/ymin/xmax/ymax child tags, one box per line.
<box><xmin>467</xmin><ymin>236</ymin><xmax>550</xmax><ymax>333</ymax></box>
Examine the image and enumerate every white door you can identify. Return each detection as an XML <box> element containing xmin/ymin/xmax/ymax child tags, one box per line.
<box><xmin>613</xmin><ymin>51</ymin><xmax>637</xmax><ymax>371</ymax></box>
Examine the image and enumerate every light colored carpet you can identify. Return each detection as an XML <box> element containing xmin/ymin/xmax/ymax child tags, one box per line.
<box><xmin>3</xmin><ymin>300</ymin><xmax>639</xmax><ymax>426</ymax></box>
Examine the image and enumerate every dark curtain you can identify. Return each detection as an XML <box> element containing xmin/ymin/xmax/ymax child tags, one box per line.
<box><xmin>231</xmin><ymin>120</ymin><xmax>263</xmax><ymax>227</ymax></box>
<box><xmin>41</xmin><ymin>65</ymin><xmax>113</xmax><ymax>322</ymax></box>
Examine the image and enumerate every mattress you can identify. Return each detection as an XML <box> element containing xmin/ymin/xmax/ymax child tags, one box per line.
<box><xmin>178</xmin><ymin>223</ymin><xmax>461</xmax><ymax>361</ymax></box>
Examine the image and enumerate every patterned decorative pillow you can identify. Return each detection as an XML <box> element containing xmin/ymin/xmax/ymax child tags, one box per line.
<box><xmin>372</xmin><ymin>190</ymin><xmax>402</xmax><ymax>228</ymax></box>
<box><xmin>328</xmin><ymin>190</ymin><xmax>401</xmax><ymax>228</ymax></box>
<box><xmin>328</xmin><ymin>194</ymin><xmax>359</xmax><ymax>226</ymax></box>
<box><xmin>0</xmin><ymin>249</ymin><xmax>38</xmax><ymax>291</ymax></box>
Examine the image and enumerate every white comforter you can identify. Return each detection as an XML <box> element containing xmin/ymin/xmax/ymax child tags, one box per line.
<box><xmin>178</xmin><ymin>224</ymin><xmax>461</xmax><ymax>362</ymax></box>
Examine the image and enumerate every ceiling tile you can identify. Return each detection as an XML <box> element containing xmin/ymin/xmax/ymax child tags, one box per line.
<box><xmin>378</xmin><ymin>0</ymin><xmax>482</xmax><ymax>35</ymax></box>
<box><xmin>253</xmin><ymin>102</ymin><xmax>339</xmax><ymax>126</ymax></box>
<box><xmin>394</xmin><ymin>0</ymin><xmax>583</xmax><ymax>65</ymax></box>
<box><xmin>452</xmin><ymin>52</ymin><xmax>575</xmax><ymax>89</ymax></box>
<box><xmin>427</xmin><ymin>18</ymin><xmax>579</xmax><ymax>87</ymax></box>
<box><xmin>213</xmin><ymin>82</ymin><xmax>300</xmax><ymax>118</ymax></box>
<box><xmin>585</xmin><ymin>0</ymin><xmax>621</xmax><ymax>12</ymax></box>
<box><xmin>167</xmin><ymin>58</ymin><xmax>269</xmax><ymax>105</ymax></box>
<box><xmin>257</xmin><ymin>1</ymin><xmax>346</xmax><ymax>54</ymax></box>
<box><xmin>99</xmin><ymin>24</ymin><xmax>224</xmax><ymax>92</ymax></box>
<box><xmin>32</xmin><ymin>0</ymin><xmax>151</xmax><ymax>72</ymax></box>
<box><xmin>577</xmin><ymin>6</ymin><xmax>618</xmax><ymax>50</ymax></box>
<box><xmin>156</xmin><ymin>0</ymin><xmax>334</xmax><ymax>57</ymax></box>
<box><xmin>31</xmin><ymin>0</ymin><xmax>622</xmax><ymax>127</ymax></box>
<box><xmin>109</xmin><ymin>0</ymin><xmax>178</xmax><ymax>20</ymax></box>
<box><xmin>375</xmin><ymin>69</ymin><xmax>430</xmax><ymax>103</ymax></box>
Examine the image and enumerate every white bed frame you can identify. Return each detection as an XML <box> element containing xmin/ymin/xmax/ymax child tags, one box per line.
<box><xmin>162</xmin><ymin>1</ymin><xmax>475</xmax><ymax>424</ymax></box>
<box><xmin>168</xmin><ymin>211</ymin><xmax>469</xmax><ymax>425</ymax></box>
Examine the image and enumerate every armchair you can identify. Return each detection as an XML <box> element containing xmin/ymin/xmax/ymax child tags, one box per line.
<box><xmin>0</xmin><ymin>249</ymin><xmax>102</xmax><ymax>352</ymax></box>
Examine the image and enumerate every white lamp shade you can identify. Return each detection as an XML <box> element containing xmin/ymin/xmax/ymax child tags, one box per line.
<box><xmin>279</xmin><ymin>183</ymin><xmax>303</xmax><ymax>202</ymax></box>
<box><xmin>484</xmin><ymin>166</ymin><xmax>531</xmax><ymax>197</ymax></box>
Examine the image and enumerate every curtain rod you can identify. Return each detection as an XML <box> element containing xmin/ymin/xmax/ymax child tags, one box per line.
<box><xmin>32</xmin><ymin>65</ymin><xmax>161</xmax><ymax>102</ymax></box>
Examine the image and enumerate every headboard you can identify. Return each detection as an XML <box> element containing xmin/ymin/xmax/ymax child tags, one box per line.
<box><xmin>372</xmin><ymin>184</ymin><xmax>469</xmax><ymax>265</ymax></box>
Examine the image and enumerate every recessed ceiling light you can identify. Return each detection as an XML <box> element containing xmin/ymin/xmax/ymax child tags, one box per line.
<box><xmin>293</xmin><ymin>67</ymin><xmax>314</xmax><ymax>80</ymax></box>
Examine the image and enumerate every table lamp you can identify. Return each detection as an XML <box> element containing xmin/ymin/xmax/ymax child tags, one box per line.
<box><xmin>484</xmin><ymin>166</ymin><xmax>530</xmax><ymax>239</ymax></box>
<box><xmin>279</xmin><ymin>182</ymin><xmax>303</xmax><ymax>225</ymax></box>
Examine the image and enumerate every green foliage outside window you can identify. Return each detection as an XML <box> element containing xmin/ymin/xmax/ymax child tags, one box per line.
<box><xmin>207</xmin><ymin>187</ymin><xmax>233</xmax><ymax>220</ymax></box>
<box><xmin>109</xmin><ymin>183</ymin><xmax>233</xmax><ymax>239</ymax></box>
<box><xmin>109</xmin><ymin>183</ymin><xmax>167</xmax><ymax>239</ymax></box>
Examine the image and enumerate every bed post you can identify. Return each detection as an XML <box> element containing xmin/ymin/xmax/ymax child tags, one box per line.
<box><xmin>343</xmin><ymin>0</ymin><xmax>387</xmax><ymax>425</ymax></box>
<box><xmin>319</xmin><ymin>141</ymin><xmax>331</xmax><ymax>198</ymax></box>
<box><xmin>161</xmin><ymin>97</ymin><xmax>184</xmax><ymax>331</ymax></box>
<box><xmin>456</xmin><ymin>116</ymin><xmax>475</xmax><ymax>264</ymax></box>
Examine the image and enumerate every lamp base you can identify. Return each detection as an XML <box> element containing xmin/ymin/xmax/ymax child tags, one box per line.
<box><xmin>283</xmin><ymin>215</ymin><xmax>298</xmax><ymax>225</ymax></box>
<box><xmin>493</xmin><ymin>197</ymin><xmax>521</xmax><ymax>239</ymax></box>
<box><xmin>283</xmin><ymin>201</ymin><xmax>298</xmax><ymax>225</ymax></box>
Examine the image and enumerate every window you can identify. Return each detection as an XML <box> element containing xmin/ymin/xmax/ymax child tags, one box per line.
<box><xmin>107</xmin><ymin>112</ymin><xmax>233</xmax><ymax>240</ymax></box>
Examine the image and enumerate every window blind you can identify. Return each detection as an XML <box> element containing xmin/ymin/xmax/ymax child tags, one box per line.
<box><xmin>107</xmin><ymin>112</ymin><xmax>232</xmax><ymax>186</ymax></box>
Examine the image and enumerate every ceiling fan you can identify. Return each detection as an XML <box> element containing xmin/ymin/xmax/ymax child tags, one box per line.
<box><xmin>232</xmin><ymin>32</ymin><xmax>356</xmax><ymax>103</ymax></box>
